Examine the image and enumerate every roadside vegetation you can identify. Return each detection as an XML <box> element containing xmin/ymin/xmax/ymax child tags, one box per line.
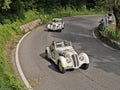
<box><xmin>0</xmin><ymin>0</ymin><xmax>120</xmax><ymax>89</ymax></box>
<box><xmin>102</xmin><ymin>24</ymin><xmax>120</xmax><ymax>42</ymax></box>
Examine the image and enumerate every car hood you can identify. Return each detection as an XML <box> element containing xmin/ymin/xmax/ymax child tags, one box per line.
<box><xmin>56</xmin><ymin>46</ymin><xmax>77</xmax><ymax>56</ymax></box>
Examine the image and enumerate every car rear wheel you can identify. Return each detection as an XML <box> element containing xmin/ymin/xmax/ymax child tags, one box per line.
<box><xmin>45</xmin><ymin>50</ymin><xmax>48</xmax><ymax>58</ymax></box>
<box><xmin>58</xmin><ymin>61</ymin><xmax>66</xmax><ymax>73</ymax></box>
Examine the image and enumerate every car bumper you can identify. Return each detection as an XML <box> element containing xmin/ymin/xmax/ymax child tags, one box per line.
<box><xmin>47</xmin><ymin>25</ymin><xmax>63</xmax><ymax>30</ymax></box>
<box><xmin>64</xmin><ymin>66</ymin><xmax>73</xmax><ymax>70</ymax></box>
<box><xmin>48</xmin><ymin>27</ymin><xmax>62</xmax><ymax>30</ymax></box>
<box><xmin>64</xmin><ymin>66</ymin><xmax>80</xmax><ymax>70</ymax></box>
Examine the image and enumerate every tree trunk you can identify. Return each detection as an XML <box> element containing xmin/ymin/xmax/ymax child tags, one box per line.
<box><xmin>113</xmin><ymin>0</ymin><xmax>120</xmax><ymax>34</ymax></box>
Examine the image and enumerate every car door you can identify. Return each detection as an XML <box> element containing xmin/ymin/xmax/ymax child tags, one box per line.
<box><xmin>50</xmin><ymin>44</ymin><xmax>57</xmax><ymax>62</ymax></box>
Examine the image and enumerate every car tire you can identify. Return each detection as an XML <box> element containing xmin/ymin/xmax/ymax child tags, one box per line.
<box><xmin>45</xmin><ymin>50</ymin><xmax>48</xmax><ymax>59</ymax></box>
<box><xmin>58</xmin><ymin>61</ymin><xmax>66</xmax><ymax>73</ymax></box>
<box><xmin>59</xmin><ymin>30</ymin><xmax>62</xmax><ymax>32</ymax></box>
<box><xmin>47</xmin><ymin>29</ymin><xmax>50</xmax><ymax>32</ymax></box>
<box><xmin>80</xmin><ymin>64</ymin><xmax>89</xmax><ymax>70</ymax></box>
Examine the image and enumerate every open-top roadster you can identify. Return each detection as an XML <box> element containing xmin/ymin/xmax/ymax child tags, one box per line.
<box><xmin>47</xmin><ymin>18</ymin><xmax>64</xmax><ymax>32</ymax></box>
<box><xmin>45</xmin><ymin>41</ymin><xmax>89</xmax><ymax>73</ymax></box>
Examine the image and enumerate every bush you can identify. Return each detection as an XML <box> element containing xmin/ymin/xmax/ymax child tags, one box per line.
<box><xmin>0</xmin><ymin>10</ymin><xmax>39</xmax><ymax>90</ymax></box>
<box><xmin>2</xmin><ymin>19</ymin><xmax>12</xmax><ymax>24</ymax></box>
<box><xmin>101</xmin><ymin>26</ymin><xmax>120</xmax><ymax>41</ymax></box>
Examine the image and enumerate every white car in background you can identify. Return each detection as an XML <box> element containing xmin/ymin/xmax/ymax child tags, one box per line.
<box><xmin>45</xmin><ymin>41</ymin><xmax>90</xmax><ymax>73</ymax></box>
<box><xmin>47</xmin><ymin>18</ymin><xmax>64</xmax><ymax>32</ymax></box>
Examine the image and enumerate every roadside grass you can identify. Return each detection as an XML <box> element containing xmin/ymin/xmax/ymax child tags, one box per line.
<box><xmin>0</xmin><ymin>7</ymin><xmax>107</xmax><ymax>90</ymax></box>
<box><xmin>102</xmin><ymin>24</ymin><xmax>120</xmax><ymax>42</ymax></box>
<box><xmin>0</xmin><ymin>24</ymin><xmax>25</xmax><ymax>90</ymax></box>
<box><xmin>40</xmin><ymin>6</ymin><xmax>106</xmax><ymax>24</ymax></box>
<box><xmin>0</xmin><ymin>10</ymin><xmax>38</xmax><ymax>90</ymax></box>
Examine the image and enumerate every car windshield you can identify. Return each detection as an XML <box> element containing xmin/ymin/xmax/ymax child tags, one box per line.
<box><xmin>56</xmin><ymin>43</ymin><xmax>63</xmax><ymax>48</ymax></box>
<box><xmin>53</xmin><ymin>19</ymin><xmax>62</xmax><ymax>23</ymax></box>
<box><xmin>55</xmin><ymin>42</ymin><xmax>64</xmax><ymax>48</ymax></box>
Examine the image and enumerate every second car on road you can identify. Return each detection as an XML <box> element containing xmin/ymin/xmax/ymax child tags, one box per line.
<box><xmin>47</xmin><ymin>18</ymin><xmax>64</xmax><ymax>32</ymax></box>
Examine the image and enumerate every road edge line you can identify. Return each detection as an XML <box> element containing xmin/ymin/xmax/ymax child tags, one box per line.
<box><xmin>15</xmin><ymin>32</ymin><xmax>33</xmax><ymax>90</ymax></box>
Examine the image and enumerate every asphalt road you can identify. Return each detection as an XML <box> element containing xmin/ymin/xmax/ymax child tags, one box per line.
<box><xmin>18</xmin><ymin>15</ymin><xmax>120</xmax><ymax>90</ymax></box>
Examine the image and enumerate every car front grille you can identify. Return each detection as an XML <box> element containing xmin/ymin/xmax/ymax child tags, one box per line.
<box><xmin>72</xmin><ymin>54</ymin><xmax>79</xmax><ymax>67</ymax></box>
<box><xmin>53</xmin><ymin>25</ymin><xmax>56</xmax><ymax>28</ymax></box>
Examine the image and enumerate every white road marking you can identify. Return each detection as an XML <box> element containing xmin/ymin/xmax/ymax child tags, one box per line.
<box><xmin>92</xmin><ymin>30</ymin><xmax>97</xmax><ymax>39</ymax></box>
<box><xmin>15</xmin><ymin>32</ymin><xmax>33</xmax><ymax>90</ymax></box>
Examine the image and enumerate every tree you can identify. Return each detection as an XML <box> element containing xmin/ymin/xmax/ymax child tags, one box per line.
<box><xmin>0</xmin><ymin>0</ymin><xmax>11</xmax><ymax>13</ymax></box>
<box><xmin>9</xmin><ymin>0</ymin><xmax>24</xmax><ymax>15</ymax></box>
<box><xmin>86</xmin><ymin>0</ymin><xmax>96</xmax><ymax>9</ymax></box>
<box><xmin>113</xmin><ymin>0</ymin><xmax>120</xmax><ymax>34</ymax></box>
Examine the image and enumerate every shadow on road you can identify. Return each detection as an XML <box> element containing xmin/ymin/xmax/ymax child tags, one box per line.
<box><xmin>44</xmin><ymin>29</ymin><xmax>62</xmax><ymax>33</ymax></box>
<box><xmin>39</xmin><ymin>52</ymin><xmax>60</xmax><ymax>73</ymax></box>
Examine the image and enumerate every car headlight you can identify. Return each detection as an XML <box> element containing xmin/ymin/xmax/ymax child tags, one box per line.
<box><xmin>47</xmin><ymin>24</ymin><xmax>50</xmax><ymax>27</ymax></box>
<box><xmin>79</xmin><ymin>56</ymin><xmax>84</xmax><ymax>61</ymax></box>
<box><xmin>66</xmin><ymin>58</ymin><xmax>72</xmax><ymax>63</ymax></box>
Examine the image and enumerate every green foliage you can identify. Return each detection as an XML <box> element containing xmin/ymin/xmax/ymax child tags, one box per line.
<box><xmin>0</xmin><ymin>23</ymin><xmax>25</xmax><ymax>89</ymax></box>
<box><xmin>0</xmin><ymin>0</ymin><xmax>11</xmax><ymax>10</ymax></box>
<box><xmin>107</xmin><ymin>31</ymin><xmax>120</xmax><ymax>41</ymax></box>
<box><xmin>23</xmin><ymin>10</ymin><xmax>39</xmax><ymax>23</ymax></box>
<box><xmin>0</xmin><ymin>0</ymin><xmax>110</xmax><ymax>25</ymax></box>
<box><xmin>102</xmin><ymin>27</ymin><xmax>120</xmax><ymax>41</ymax></box>
<box><xmin>0</xmin><ymin>71</ymin><xmax>25</xmax><ymax>90</ymax></box>
<box><xmin>40</xmin><ymin>5</ymin><xmax>106</xmax><ymax>24</ymax></box>
<box><xmin>0</xmin><ymin>10</ymin><xmax>40</xmax><ymax>90</ymax></box>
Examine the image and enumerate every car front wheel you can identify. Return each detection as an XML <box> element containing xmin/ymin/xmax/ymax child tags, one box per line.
<box><xmin>80</xmin><ymin>64</ymin><xmax>89</xmax><ymax>70</ymax></box>
<box><xmin>57</xmin><ymin>29</ymin><xmax>61</xmax><ymax>32</ymax></box>
<box><xmin>45</xmin><ymin>50</ymin><xmax>48</xmax><ymax>58</ymax></box>
<box><xmin>58</xmin><ymin>61</ymin><xmax>66</xmax><ymax>73</ymax></box>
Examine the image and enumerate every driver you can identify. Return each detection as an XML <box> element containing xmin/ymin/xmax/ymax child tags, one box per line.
<box><xmin>50</xmin><ymin>40</ymin><xmax>56</xmax><ymax>51</ymax></box>
<box><xmin>52</xmin><ymin>40</ymin><xmax>56</xmax><ymax>45</ymax></box>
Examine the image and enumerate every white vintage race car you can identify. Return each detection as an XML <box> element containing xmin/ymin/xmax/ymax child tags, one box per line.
<box><xmin>47</xmin><ymin>18</ymin><xmax>64</xmax><ymax>32</ymax></box>
<box><xmin>45</xmin><ymin>41</ymin><xmax>89</xmax><ymax>73</ymax></box>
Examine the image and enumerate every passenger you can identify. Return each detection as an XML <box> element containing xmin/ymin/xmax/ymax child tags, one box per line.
<box><xmin>64</xmin><ymin>40</ymin><xmax>70</xmax><ymax>46</ymax></box>
<box><xmin>105</xmin><ymin>14</ymin><xmax>108</xmax><ymax>26</ymax></box>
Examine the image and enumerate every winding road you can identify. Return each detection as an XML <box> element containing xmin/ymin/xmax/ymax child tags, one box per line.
<box><xmin>18</xmin><ymin>15</ymin><xmax>120</xmax><ymax>90</ymax></box>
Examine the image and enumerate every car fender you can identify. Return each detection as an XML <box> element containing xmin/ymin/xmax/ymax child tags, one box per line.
<box><xmin>79</xmin><ymin>52</ymin><xmax>89</xmax><ymax>65</ymax></box>
<box><xmin>46</xmin><ymin>47</ymin><xmax>51</xmax><ymax>59</ymax></box>
<box><xmin>57</xmin><ymin>56</ymin><xmax>68</xmax><ymax>68</ymax></box>
<box><xmin>47</xmin><ymin>24</ymin><xmax>52</xmax><ymax>29</ymax></box>
<box><xmin>47</xmin><ymin>24</ymin><xmax>50</xmax><ymax>28</ymax></box>
<box><xmin>61</xmin><ymin>24</ymin><xmax>64</xmax><ymax>29</ymax></box>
